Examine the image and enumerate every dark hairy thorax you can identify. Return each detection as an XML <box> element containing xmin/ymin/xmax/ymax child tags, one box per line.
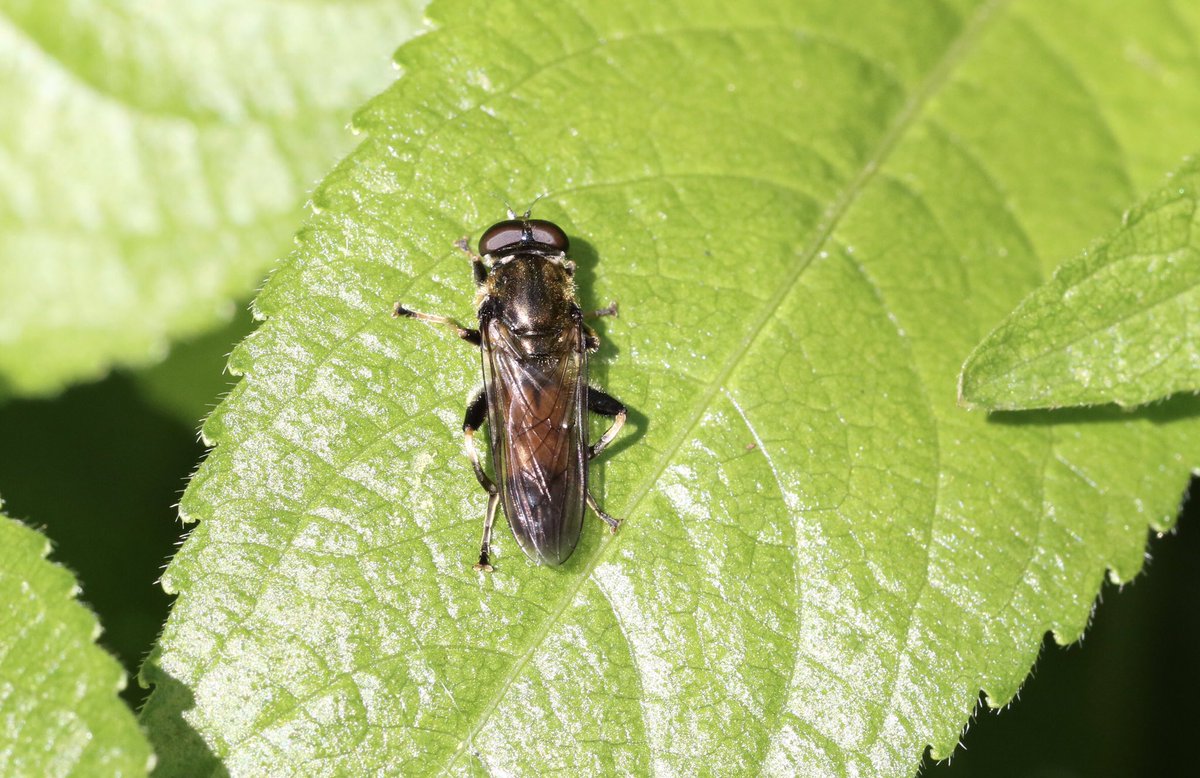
<box><xmin>484</xmin><ymin>254</ymin><xmax>578</xmax><ymax>348</ymax></box>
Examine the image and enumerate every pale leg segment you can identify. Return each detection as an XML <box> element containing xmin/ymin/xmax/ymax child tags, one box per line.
<box><xmin>475</xmin><ymin>492</ymin><xmax>500</xmax><ymax>572</ymax></box>
<box><xmin>464</xmin><ymin>427</ymin><xmax>497</xmax><ymax>494</ymax></box>
<box><xmin>586</xmin><ymin>492</ymin><xmax>621</xmax><ymax>532</ymax></box>
<box><xmin>591</xmin><ymin>410</ymin><xmax>627</xmax><ymax>459</ymax></box>
<box><xmin>392</xmin><ymin>303</ymin><xmax>480</xmax><ymax>345</ymax></box>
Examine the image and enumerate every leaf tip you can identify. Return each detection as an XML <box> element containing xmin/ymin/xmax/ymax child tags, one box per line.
<box><xmin>956</xmin><ymin>360</ymin><xmax>985</xmax><ymax>410</ymax></box>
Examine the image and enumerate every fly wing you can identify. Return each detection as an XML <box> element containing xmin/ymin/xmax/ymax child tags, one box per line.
<box><xmin>482</xmin><ymin>318</ymin><xmax>587</xmax><ymax>566</ymax></box>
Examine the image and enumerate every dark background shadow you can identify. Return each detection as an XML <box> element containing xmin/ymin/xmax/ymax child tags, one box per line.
<box><xmin>0</xmin><ymin>374</ymin><xmax>200</xmax><ymax>707</ymax></box>
<box><xmin>0</xmin><ymin>310</ymin><xmax>247</xmax><ymax>708</ymax></box>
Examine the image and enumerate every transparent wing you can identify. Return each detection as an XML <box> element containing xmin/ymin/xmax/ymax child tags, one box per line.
<box><xmin>481</xmin><ymin>318</ymin><xmax>587</xmax><ymax>565</ymax></box>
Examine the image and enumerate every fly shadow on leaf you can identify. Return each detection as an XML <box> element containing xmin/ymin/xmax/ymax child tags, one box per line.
<box><xmin>566</xmin><ymin>234</ymin><xmax>646</xmax><ymax>463</ymax></box>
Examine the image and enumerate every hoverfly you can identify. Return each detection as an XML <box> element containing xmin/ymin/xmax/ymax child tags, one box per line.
<box><xmin>394</xmin><ymin>210</ymin><xmax>627</xmax><ymax>570</ymax></box>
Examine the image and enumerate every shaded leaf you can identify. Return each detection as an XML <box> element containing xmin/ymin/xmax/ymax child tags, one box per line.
<box><xmin>141</xmin><ymin>1</ymin><xmax>1200</xmax><ymax>775</ymax></box>
<box><xmin>0</xmin><ymin>0</ymin><xmax>427</xmax><ymax>396</ymax></box>
<box><xmin>960</xmin><ymin>156</ymin><xmax>1200</xmax><ymax>410</ymax></box>
<box><xmin>0</xmin><ymin>511</ymin><xmax>153</xmax><ymax>775</ymax></box>
<box><xmin>0</xmin><ymin>375</ymin><xmax>203</xmax><ymax>703</ymax></box>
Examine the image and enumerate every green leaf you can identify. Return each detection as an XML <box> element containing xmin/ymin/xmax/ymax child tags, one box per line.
<box><xmin>141</xmin><ymin>1</ymin><xmax>1200</xmax><ymax>775</ymax></box>
<box><xmin>0</xmin><ymin>0</ymin><xmax>427</xmax><ymax>396</ymax></box>
<box><xmin>0</xmin><ymin>511</ymin><xmax>153</xmax><ymax>775</ymax></box>
<box><xmin>960</xmin><ymin>156</ymin><xmax>1200</xmax><ymax>410</ymax></box>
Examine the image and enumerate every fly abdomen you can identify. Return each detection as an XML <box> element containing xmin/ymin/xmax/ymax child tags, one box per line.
<box><xmin>483</xmin><ymin>316</ymin><xmax>588</xmax><ymax>566</ymax></box>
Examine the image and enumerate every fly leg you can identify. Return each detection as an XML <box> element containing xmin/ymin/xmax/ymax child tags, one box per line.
<box><xmin>586</xmin><ymin>492</ymin><xmax>621</xmax><ymax>533</ymax></box>
<box><xmin>587</xmin><ymin>301</ymin><xmax>619</xmax><ymax>319</ymax></box>
<box><xmin>587</xmin><ymin>387</ymin><xmax>627</xmax><ymax>459</ymax></box>
<box><xmin>393</xmin><ymin>303</ymin><xmax>481</xmax><ymax>346</ymax></box>
<box><xmin>476</xmin><ymin>493</ymin><xmax>500</xmax><ymax>572</ymax></box>
<box><xmin>454</xmin><ymin>237</ymin><xmax>490</xmax><ymax>287</ymax></box>
<box><xmin>586</xmin><ymin>387</ymin><xmax>627</xmax><ymax>533</ymax></box>
<box><xmin>583</xmin><ymin>302</ymin><xmax>618</xmax><ymax>351</ymax></box>
<box><xmin>464</xmin><ymin>388</ymin><xmax>499</xmax><ymax>571</ymax></box>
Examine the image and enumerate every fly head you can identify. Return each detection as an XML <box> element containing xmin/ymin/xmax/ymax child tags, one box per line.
<box><xmin>479</xmin><ymin>217</ymin><xmax>569</xmax><ymax>257</ymax></box>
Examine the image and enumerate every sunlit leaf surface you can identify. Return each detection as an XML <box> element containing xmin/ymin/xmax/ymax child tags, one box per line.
<box><xmin>0</xmin><ymin>513</ymin><xmax>153</xmax><ymax>775</ymax></box>
<box><xmin>961</xmin><ymin>156</ymin><xmax>1200</xmax><ymax>410</ymax></box>
<box><xmin>0</xmin><ymin>0</ymin><xmax>427</xmax><ymax>395</ymax></box>
<box><xmin>141</xmin><ymin>1</ymin><xmax>1200</xmax><ymax>774</ymax></box>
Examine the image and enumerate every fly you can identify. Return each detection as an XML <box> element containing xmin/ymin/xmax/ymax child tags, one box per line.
<box><xmin>393</xmin><ymin>210</ymin><xmax>627</xmax><ymax>570</ymax></box>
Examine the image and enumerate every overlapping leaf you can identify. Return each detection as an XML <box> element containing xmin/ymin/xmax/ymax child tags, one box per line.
<box><xmin>0</xmin><ymin>512</ymin><xmax>152</xmax><ymax>775</ymax></box>
<box><xmin>141</xmin><ymin>0</ymin><xmax>1200</xmax><ymax>775</ymax></box>
<box><xmin>0</xmin><ymin>0</ymin><xmax>427</xmax><ymax>395</ymax></box>
<box><xmin>961</xmin><ymin>156</ymin><xmax>1200</xmax><ymax>410</ymax></box>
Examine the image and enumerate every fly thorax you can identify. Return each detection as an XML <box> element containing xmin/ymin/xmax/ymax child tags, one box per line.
<box><xmin>489</xmin><ymin>254</ymin><xmax>576</xmax><ymax>333</ymax></box>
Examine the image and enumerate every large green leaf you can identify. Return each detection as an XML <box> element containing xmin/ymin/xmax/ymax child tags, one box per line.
<box><xmin>0</xmin><ymin>511</ymin><xmax>153</xmax><ymax>775</ymax></box>
<box><xmin>140</xmin><ymin>0</ymin><xmax>1200</xmax><ymax>775</ymax></box>
<box><xmin>960</xmin><ymin>156</ymin><xmax>1200</xmax><ymax>410</ymax></box>
<box><xmin>0</xmin><ymin>0</ymin><xmax>427</xmax><ymax>396</ymax></box>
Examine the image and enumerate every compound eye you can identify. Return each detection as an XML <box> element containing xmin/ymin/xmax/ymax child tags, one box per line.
<box><xmin>528</xmin><ymin>220</ymin><xmax>569</xmax><ymax>252</ymax></box>
<box><xmin>478</xmin><ymin>221</ymin><xmax>526</xmax><ymax>255</ymax></box>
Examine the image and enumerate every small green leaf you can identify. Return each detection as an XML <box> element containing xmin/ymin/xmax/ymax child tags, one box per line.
<box><xmin>0</xmin><ymin>0</ymin><xmax>427</xmax><ymax>396</ymax></box>
<box><xmin>960</xmin><ymin>156</ymin><xmax>1200</xmax><ymax>410</ymax></box>
<box><xmin>0</xmin><ymin>512</ymin><xmax>153</xmax><ymax>775</ymax></box>
<box><xmin>141</xmin><ymin>1</ymin><xmax>1200</xmax><ymax>775</ymax></box>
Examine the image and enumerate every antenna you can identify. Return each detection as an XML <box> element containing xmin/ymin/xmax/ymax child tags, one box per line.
<box><xmin>488</xmin><ymin>191</ymin><xmax>518</xmax><ymax>219</ymax></box>
<box><xmin>490</xmin><ymin>191</ymin><xmax>546</xmax><ymax>220</ymax></box>
<box><xmin>522</xmin><ymin>193</ymin><xmax>547</xmax><ymax>218</ymax></box>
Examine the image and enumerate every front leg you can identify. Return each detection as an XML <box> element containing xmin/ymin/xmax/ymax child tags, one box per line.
<box><xmin>393</xmin><ymin>303</ymin><xmax>481</xmax><ymax>346</ymax></box>
<box><xmin>454</xmin><ymin>237</ymin><xmax>490</xmax><ymax>287</ymax></box>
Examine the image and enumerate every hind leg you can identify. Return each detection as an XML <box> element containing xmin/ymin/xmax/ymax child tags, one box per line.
<box><xmin>587</xmin><ymin>387</ymin><xmax>627</xmax><ymax>459</ymax></box>
<box><xmin>463</xmin><ymin>388</ymin><xmax>499</xmax><ymax>571</ymax></box>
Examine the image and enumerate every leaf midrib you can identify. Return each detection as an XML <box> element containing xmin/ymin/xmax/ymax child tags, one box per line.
<box><xmin>441</xmin><ymin>0</ymin><xmax>1009</xmax><ymax>771</ymax></box>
